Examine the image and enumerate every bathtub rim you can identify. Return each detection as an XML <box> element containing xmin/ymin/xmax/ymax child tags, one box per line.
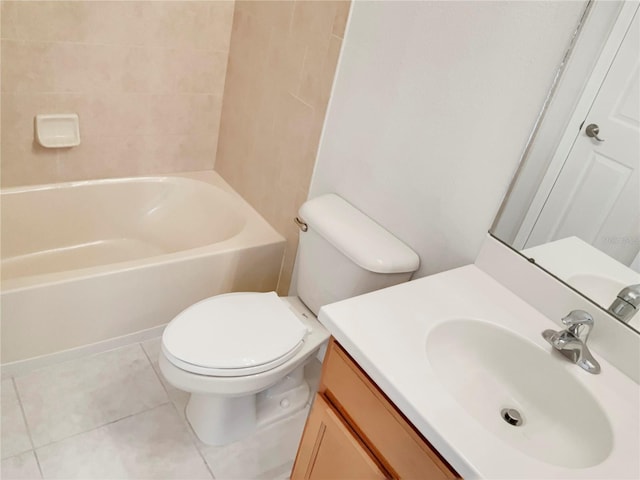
<box><xmin>1</xmin><ymin>170</ymin><xmax>285</xmax><ymax>293</ymax></box>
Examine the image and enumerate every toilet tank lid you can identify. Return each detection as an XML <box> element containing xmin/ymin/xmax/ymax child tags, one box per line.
<box><xmin>299</xmin><ymin>194</ymin><xmax>420</xmax><ymax>274</ymax></box>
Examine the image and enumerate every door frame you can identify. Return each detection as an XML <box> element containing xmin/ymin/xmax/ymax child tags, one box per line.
<box><xmin>514</xmin><ymin>2</ymin><xmax>639</xmax><ymax>249</ymax></box>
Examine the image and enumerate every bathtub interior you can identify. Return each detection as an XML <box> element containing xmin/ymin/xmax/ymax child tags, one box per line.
<box><xmin>1</xmin><ymin>177</ymin><xmax>247</xmax><ymax>282</ymax></box>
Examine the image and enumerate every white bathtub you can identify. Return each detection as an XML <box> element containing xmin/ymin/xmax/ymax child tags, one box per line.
<box><xmin>1</xmin><ymin>171</ymin><xmax>285</xmax><ymax>367</ymax></box>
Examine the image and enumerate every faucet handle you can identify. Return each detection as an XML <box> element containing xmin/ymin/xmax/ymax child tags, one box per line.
<box><xmin>562</xmin><ymin>310</ymin><xmax>594</xmax><ymax>342</ymax></box>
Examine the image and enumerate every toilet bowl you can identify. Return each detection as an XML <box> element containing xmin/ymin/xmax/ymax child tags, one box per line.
<box><xmin>159</xmin><ymin>292</ymin><xmax>329</xmax><ymax>445</ymax></box>
<box><xmin>159</xmin><ymin>193</ymin><xmax>420</xmax><ymax>446</ymax></box>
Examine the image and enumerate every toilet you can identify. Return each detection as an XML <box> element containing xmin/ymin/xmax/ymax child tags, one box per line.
<box><xmin>159</xmin><ymin>194</ymin><xmax>419</xmax><ymax>445</ymax></box>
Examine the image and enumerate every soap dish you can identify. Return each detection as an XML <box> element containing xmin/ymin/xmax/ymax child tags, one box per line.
<box><xmin>35</xmin><ymin>114</ymin><xmax>81</xmax><ymax>148</ymax></box>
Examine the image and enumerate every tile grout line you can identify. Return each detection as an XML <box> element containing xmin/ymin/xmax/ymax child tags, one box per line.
<box><xmin>1</xmin><ymin>37</ymin><xmax>231</xmax><ymax>54</ymax></box>
<box><xmin>11</xmin><ymin>377</ymin><xmax>44</xmax><ymax>479</ymax></box>
<box><xmin>139</xmin><ymin>340</ymin><xmax>217</xmax><ymax>480</ymax></box>
<box><xmin>139</xmin><ymin>340</ymin><xmax>170</xmax><ymax>397</ymax></box>
<box><xmin>28</xmin><ymin>401</ymin><xmax>173</xmax><ymax>454</ymax></box>
<box><xmin>12</xmin><ymin>344</ymin><xmax>172</xmax><ymax>452</ymax></box>
<box><xmin>288</xmin><ymin>91</ymin><xmax>315</xmax><ymax>111</ymax></box>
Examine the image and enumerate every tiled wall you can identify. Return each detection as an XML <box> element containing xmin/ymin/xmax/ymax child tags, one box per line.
<box><xmin>1</xmin><ymin>1</ymin><xmax>234</xmax><ymax>187</ymax></box>
<box><xmin>215</xmin><ymin>1</ymin><xmax>350</xmax><ymax>294</ymax></box>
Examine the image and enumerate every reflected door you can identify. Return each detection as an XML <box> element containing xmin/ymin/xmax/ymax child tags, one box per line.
<box><xmin>525</xmin><ymin>10</ymin><xmax>639</xmax><ymax>266</ymax></box>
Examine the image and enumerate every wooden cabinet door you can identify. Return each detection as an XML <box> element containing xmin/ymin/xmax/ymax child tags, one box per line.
<box><xmin>291</xmin><ymin>394</ymin><xmax>389</xmax><ymax>480</ymax></box>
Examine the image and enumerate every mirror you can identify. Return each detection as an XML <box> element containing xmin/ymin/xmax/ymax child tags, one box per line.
<box><xmin>491</xmin><ymin>1</ymin><xmax>640</xmax><ymax>333</ymax></box>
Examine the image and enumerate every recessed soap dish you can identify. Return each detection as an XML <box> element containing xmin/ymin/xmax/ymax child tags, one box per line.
<box><xmin>35</xmin><ymin>114</ymin><xmax>81</xmax><ymax>148</ymax></box>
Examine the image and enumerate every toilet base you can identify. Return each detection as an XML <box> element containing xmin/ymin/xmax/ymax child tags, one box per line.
<box><xmin>185</xmin><ymin>365</ymin><xmax>310</xmax><ymax>446</ymax></box>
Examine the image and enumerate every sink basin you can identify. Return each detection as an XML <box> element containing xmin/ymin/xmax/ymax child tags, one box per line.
<box><xmin>426</xmin><ymin>319</ymin><xmax>613</xmax><ymax>468</ymax></box>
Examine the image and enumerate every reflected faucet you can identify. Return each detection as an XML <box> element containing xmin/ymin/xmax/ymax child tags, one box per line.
<box><xmin>542</xmin><ymin>310</ymin><xmax>601</xmax><ymax>374</ymax></box>
<box><xmin>608</xmin><ymin>284</ymin><xmax>640</xmax><ymax>323</ymax></box>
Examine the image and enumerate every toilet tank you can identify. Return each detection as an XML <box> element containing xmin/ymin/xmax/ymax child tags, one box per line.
<box><xmin>296</xmin><ymin>194</ymin><xmax>419</xmax><ymax>315</ymax></box>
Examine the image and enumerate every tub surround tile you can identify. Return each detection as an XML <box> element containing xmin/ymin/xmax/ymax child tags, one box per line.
<box><xmin>332</xmin><ymin>1</ymin><xmax>351</xmax><ymax>39</ymax></box>
<box><xmin>1</xmin><ymin>379</ymin><xmax>32</xmax><ymax>459</ymax></box>
<box><xmin>14</xmin><ymin>344</ymin><xmax>168</xmax><ymax>448</ymax></box>
<box><xmin>0</xmin><ymin>141</ymin><xmax>59</xmax><ymax>188</ymax></box>
<box><xmin>0</xmin><ymin>1</ymin><xmax>19</xmax><ymax>40</ymax></box>
<box><xmin>0</xmin><ymin>451</ymin><xmax>42</xmax><ymax>480</ymax></box>
<box><xmin>215</xmin><ymin>0</ymin><xmax>350</xmax><ymax>295</ymax></box>
<box><xmin>35</xmin><ymin>404</ymin><xmax>212</xmax><ymax>480</ymax></box>
<box><xmin>200</xmin><ymin>406</ymin><xmax>309</xmax><ymax>480</ymax></box>
<box><xmin>0</xmin><ymin>0</ymin><xmax>233</xmax><ymax>188</ymax></box>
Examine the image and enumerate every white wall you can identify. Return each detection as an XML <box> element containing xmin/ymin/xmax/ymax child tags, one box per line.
<box><xmin>307</xmin><ymin>1</ymin><xmax>586</xmax><ymax>279</ymax></box>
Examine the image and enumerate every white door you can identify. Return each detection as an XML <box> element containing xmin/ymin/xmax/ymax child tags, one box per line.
<box><xmin>524</xmin><ymin>9</ymin><xmax>639</xmax><ymax>266</ymax></box>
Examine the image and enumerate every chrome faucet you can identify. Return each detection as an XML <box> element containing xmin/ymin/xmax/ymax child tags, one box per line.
<box><xmin>608</xmin><ymin>284</ymin><xmax>640</xmax><ymax>323</ymax></box>
<box><xmin>542</xmin><ymin>310</ymin><xmax>601</xmax><ymax>374</ymax></box>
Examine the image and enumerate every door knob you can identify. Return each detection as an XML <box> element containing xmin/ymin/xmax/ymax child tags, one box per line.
<box><xmin>585</xmin><ymin>123</ymin><xmax>605</xmax><ymax>142</ymax></box>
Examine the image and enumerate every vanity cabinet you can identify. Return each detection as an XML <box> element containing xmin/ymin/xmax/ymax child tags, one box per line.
<box><xmin>292</xmin><ymin>339</ymin><xmax>460</xmax><ymax>479</ymax></box>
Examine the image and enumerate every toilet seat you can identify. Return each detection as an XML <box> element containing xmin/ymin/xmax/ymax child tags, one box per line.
<box><xmin>162</xmin><ymin>292</ymin><xmax>309</xmax><ymax>377</ymax></box>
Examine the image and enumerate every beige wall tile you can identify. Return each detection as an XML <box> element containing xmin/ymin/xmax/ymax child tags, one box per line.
<box><xmin>332</xmin><ymin>1</ymin><xmax>351</xmax><ymax>39</ymax></box>
<box><xmin>209</xmin><ymin>1</ymin><xmax>236</xmax><ymax>52</ymax></box>
<box><xmin>150</xmin><ymin>47</ymin><xmax>228</xmax><ymax>94</ymax></box>
<box><xmin>150</xmin><ymin>1</ymin><xmax>230</xmax><ymax>51</ymax></box>
<box><xmin>54</xmin><ymin>135</ymin><xmax>148</xmax><ymax>182</ymax></box>
<box><xmin>121</xmin><ymin>46</ymin><xmax>155</xmax><ymax>93</ymax></box>
<box><xmin>0</xmin><ymin>1</ymin><xmax>19</xmax><ymax>39</ymax></box>
<box><xmin>9</xmin><ymin>1</ymin><xmax>89</xmax><ymax>44</ymax></box>
<box><xmin>1</xmin><ymin>1</ymin><xmax>234</xmax><ymax>187</ymax></box>
<box><xmin>2</xmin><ymin>93</ymin><xmax>55</xmax><ymax>143</ymax></box>
<box><xmin>148</xmin><ymin>133</ymin><xmax>218</xmax><ymax>174</ymax></box>
<box><xmin>148</xmin><ymin>94</ymin><xmax>221</xmax><ymax>137</ymax></box>
<box><xmin>299</xmin><ymin>34</ymin><xmax>343</xmax><ymax>110</ymax></box>
<box><xmin>1</xmin><ymin>40</ymin><xmax>56</xmax><ymax>93</ymax></box>
<box><xmin>215</xmin><ymin>0</ymin><xmax>350</xmax><ymax>293</ymax></box>
<box><xmin>1</xmin><ymin>140</ymin><xmax>58</xmax><ymax>188</ymax></box>
<box><xmin>234</xmin><ymin>1</ymin><xmax>294</xmax><ymax>33</ymax></box>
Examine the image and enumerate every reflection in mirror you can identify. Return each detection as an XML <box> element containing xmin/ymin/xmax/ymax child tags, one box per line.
<box><xmin>491</xmin><ymin>1</ymin><xmax>640</xmax><ymax>333</ymax></box>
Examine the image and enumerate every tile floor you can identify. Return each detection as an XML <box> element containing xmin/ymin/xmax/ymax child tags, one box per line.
<box><xmin>1</xmin><ymin>338</ymin><xmax>322</xmax><ymax>480</ymax></box>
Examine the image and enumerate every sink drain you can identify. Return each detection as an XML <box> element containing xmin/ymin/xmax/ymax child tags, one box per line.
<box><xmin>501</xmin><ymin>408</ymin><xmax>523</xmax><ymax>426</ymax></box>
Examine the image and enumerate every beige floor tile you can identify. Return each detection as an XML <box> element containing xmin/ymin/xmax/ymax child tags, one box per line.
<box><xmin>36</xmin><ymin>404</ymin><xmax>211</xmax><ymax>480</ymax></box>
<box><xmin>15</xmin><ymin>344</ymin><xmax>168</xmax><ymax>447</ymax></box>
<box><xmin>0</xmin><ymin>450</ymin><xmax>42</xmax><ymax>480</ymax></box>
<box><xmin>1</xmin><ymin>379</ymin><xmax>32</xmax><ymax>459</ymax></box>
<box><xmin>141</xmin><ymin>337</ymin><xmax>190</xmax><ymax>418</ymax></box>
<box><xmin>256</xmin><ymin>460</ymin><xmax>294</xmax><ymax>480</ymax></box>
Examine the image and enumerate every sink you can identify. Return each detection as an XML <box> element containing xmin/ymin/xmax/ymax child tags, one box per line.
<box><xmin>426</xmin><ymin>319</ymin><xmax>613</xmax><ymax>468</ymax></box>
<box><xmin>319</xmin><ymin>265</ymin><xmax>639</xmax><ymax>479</ymax></box>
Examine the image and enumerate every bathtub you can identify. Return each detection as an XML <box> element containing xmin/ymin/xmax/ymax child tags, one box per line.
<box><xmin>1</xmin><ymin>171</ymin><xmax>285</xmax><ymax>368</ymax></box>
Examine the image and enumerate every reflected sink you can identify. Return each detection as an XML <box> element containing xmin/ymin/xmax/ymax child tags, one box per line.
<box><xmin>567</xmin><ymin>273</ymin><xmax>625</xmax><ymax>306</ymax></box>
<box><xmin>426</xmin><ymin>319</ymin><xmax>613</xmax><ymax>468</ymax></box>
<box><xmin>524</xmin><ymin>237</ymin><xmax>640</xmax><ymax>310</ymax></box>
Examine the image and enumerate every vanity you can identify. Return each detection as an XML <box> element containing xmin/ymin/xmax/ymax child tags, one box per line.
<box><xmin>292</xmin><ymin>263</ymin><xmax>639</xmax><ymax>479</ymax></box>
<box><xmin>292</xmin><ymin>339</ymin><xmax>458</xmax><ymax>479</ymax></box>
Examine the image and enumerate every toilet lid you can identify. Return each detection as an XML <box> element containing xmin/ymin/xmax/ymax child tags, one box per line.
<box><xmin>162</xmin><ymin>292</ymin><xmax>309</xmax><ymax>376</ymax></box>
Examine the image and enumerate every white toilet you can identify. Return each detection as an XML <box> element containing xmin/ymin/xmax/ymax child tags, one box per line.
<box><xmin>159</xmin><ymin>194</ymin><xmax>419</xmax><ymax>445</ymax></box>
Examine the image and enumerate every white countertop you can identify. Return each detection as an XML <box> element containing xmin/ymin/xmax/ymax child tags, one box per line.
<box><xmin>318</xmin><ymin>265</ymin><xmax>640</xmax><ymax>479</ymax></box>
